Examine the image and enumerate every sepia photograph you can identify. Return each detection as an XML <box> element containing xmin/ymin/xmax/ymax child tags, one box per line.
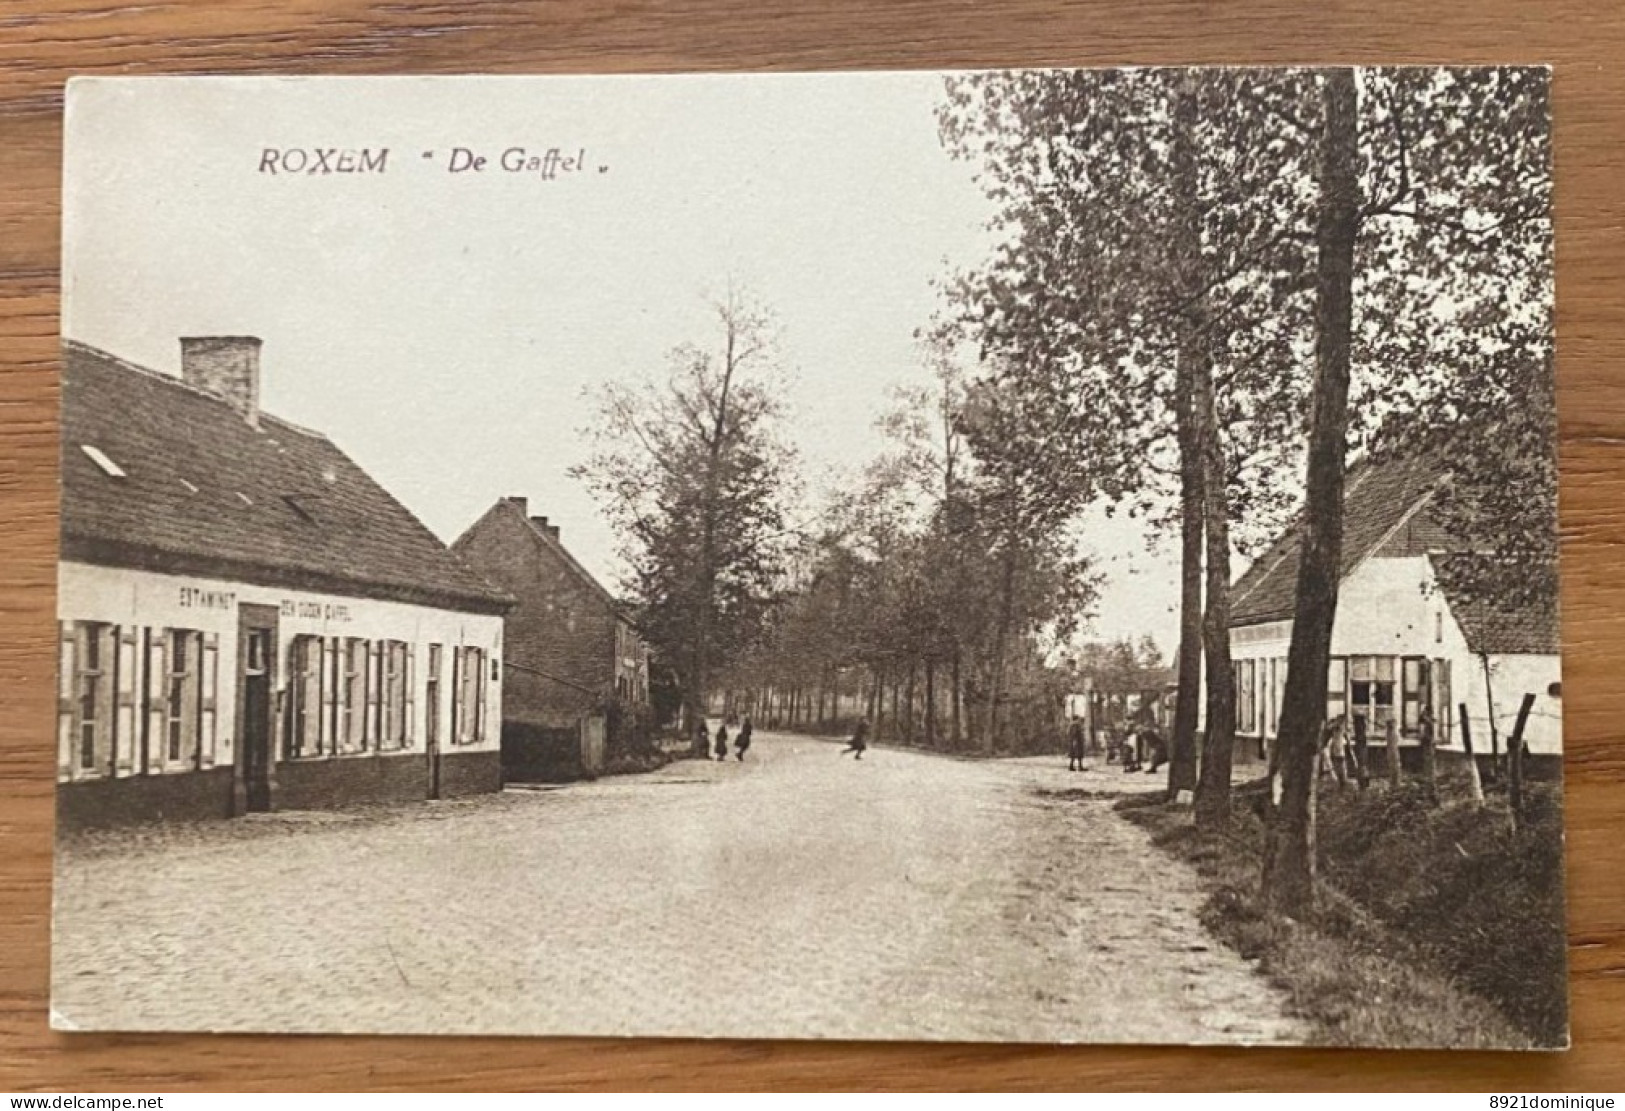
<box><xmin>52</xmin><ymin>68</ymin><xmax>1563</xmax><ymax>1049</ymax></box>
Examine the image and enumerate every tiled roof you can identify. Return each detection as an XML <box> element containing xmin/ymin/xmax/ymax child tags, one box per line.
<box><xmin>61</xmin><ymin>341</ymin><xmax>511</xmax><ymax>614</ymax></box>
<box><xmin>1429</xmin><ymin>554</ymin><xmax>1561</xmax><ymax>655</ymax></box>
<box><xmin>1092</xmin><ymin>665</ymin><xmax>1178</xmax><ymax>693</ymax></box>
<box><xmin>1230</xmin><ymin>452</ymin><xmax>1448</xmax><ymax>626</ymax></box>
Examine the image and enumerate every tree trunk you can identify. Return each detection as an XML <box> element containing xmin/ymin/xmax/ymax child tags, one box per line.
<box><xmin>1262</xmin><ymin>67</ymin><xmax>1360</xmax><ymax>921</ymax></box>
<box><xmin>987</xmin><ymin>544</ymin><xmax>1018</xmax><ymax>755</ymax></box>
<box><xmin>951</xmin><ymin>647</ymin><xmax>964</xmax><ymax>749</ymax></box>
<box><xmin>1168</xmin><ymin>71</ymin><xmax>1206</xmax><ymax>804</ymax></box>
<box><xmin>1171</xmin><ymin>421</ymin><xmax>1204</xmax><ymax>799</ymax></box>
<box><xmin>925</xmin><ymin>659</ymin><xmax>937</xmax><ymax>748</ymax></box>
<box><xmin>905</xmin><ymin>664</ymin><xmax>917</xmax><ymax>745</ymax></box>
<box><xmin>1194</xmin><ymin>344</ymin><xmax>1237</xmax><ymax>828</ymax></box>
<box><xmin>686</xmin><ymin>654</ymin><xmax>709</xmax><ymax>759</ymax></box>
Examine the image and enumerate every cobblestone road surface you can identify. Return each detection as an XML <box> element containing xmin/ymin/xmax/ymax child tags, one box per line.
<box><xmin>53</xmin><ymin>733</ymin><xmax>1303</xmax><ymax>1043</ymax></box>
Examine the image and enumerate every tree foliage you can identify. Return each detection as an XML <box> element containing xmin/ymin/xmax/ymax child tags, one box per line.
<box><xmin>572</xmin><ymin>288</ymin><xmax>798</xmax><ymax>746</ymax></box>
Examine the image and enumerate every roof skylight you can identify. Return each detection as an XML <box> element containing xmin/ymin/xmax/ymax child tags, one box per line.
<box><xmin>80</xmin><ymin>444</ymin><xmax>126</xmax><ymax>478</ymax></box>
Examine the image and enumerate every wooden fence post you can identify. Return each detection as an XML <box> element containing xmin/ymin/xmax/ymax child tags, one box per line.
<box><xmin>1458</xmin><ymin>701</ymin><xmax>1485</xmax><ymax>803</ymax></box>
<box><xmin>1508</xmin><ymin>692</ymin><xmax>1535</xmax><ymax>831</ymax></box>
<box><xmin>1352</xmin><ymin>713</ymin><xmax>1370</xmax><ymax>790</ymax></box>
<box><xmin>1481</xmin><ymin>653</ymin><xmax>1502</xmax><ymax>783</ymax></box>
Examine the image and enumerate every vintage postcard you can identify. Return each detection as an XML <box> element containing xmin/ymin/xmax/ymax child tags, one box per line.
<box><xmin>53</xmin><ymin>70</ymin><xmax>1564</xmax><ymax>1047</ymax></box>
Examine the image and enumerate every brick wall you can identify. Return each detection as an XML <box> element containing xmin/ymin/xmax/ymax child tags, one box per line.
<box><xmin>455</xmin><ymin>504</ymin><xmax>618</xmax><ymax>728</ymax></box>
<box><xmin>438</xmin><ymin>749</ymin><xmax>503</xmax><ymax>797</ymax></box>
<box><xmin>277</xmin><ymin>752</ymin><xmax>428</xmax><ymax>810</ymax></box>
<box><xmin>57</xmin><ymin>768</ymin><xmax>236</xmax><ymax>831</ymax></box>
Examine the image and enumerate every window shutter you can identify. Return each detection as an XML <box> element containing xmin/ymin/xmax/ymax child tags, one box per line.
<box><xmin>366</xmin><ymin>640</ymin><xmax>381</xmax><ymax>751</ymax></box>
<box><xmin>478</xmin><ymin>649</ymin><xmax>490</xmax><ymax>746</ymax></box>
<box><xmin>353</xmin><ymin>639</ymin><xmax>367</xmax><ymax>752</ymax></box>
<box><xmin>200</xmin><ymin>632</ymin><xmax>219</xmax><ymax>769</ymax></box>
<box><xmin>451</xmin><ymin>647</ymin><xmax>463</xmax><ymax>746</ymax></box>
<box><xmin>298</xmin><ymin>639</ymin><xmax>320</xmax><ymax>758</ymax></box>
<box><xmin>320</xmin><ymin>638</ymin><xmax>337</xmax><ymax>757</ymax></box>
<box><xmin>385</xmin><ymin>643</ymin><xmax>399</xmax><ymax>749</ymax></box>
<box><xmin>468</xmin><ymin>646</ymin><xmax>477</xmax><ymax>740</ymax></box>
<box><xmin>404</xmin><ymin>643</ymin><xmax>416</xmax><ymax>749</ymax></box>
<box><xmin>114</xmin><ymin>627</ymin><xmax>138</xmax><ymax>777</ymax></box>
<box><xmin>145</xmin><ymin>628</ymin><xmax>166</xmax><ymax>774</ymax></box>
<box><xmin>57</xmin><ymin>623</ymin><xmax>75</xmax><ymax>782</ymax></box>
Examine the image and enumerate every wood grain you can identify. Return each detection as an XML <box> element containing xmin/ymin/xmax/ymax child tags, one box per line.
<box><xmin>2</xmin><ymin>0</ymin><xmax>1622</xmax><ymax>1092</ymax></box>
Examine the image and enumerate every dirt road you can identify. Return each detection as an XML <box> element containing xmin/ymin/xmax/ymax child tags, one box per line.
<box><xmin>53</xmin><ymin>732</ymin><xmax>1302</xmax><ymax>1043</ymax></box>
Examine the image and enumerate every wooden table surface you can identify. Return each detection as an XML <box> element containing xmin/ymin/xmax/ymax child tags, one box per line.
<box><xmin>2</xmin><ymin>0</ymin><xmax>1621</xmax><ymax>1092</ymax></box>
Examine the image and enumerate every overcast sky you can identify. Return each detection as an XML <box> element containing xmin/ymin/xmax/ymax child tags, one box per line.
<box><xmin>63</xmin><ymin>74</ymin><xmax>1184</xmax><ymax>656</ymax></box>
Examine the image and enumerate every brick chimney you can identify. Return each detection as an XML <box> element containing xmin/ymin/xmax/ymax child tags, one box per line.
<box><xmin>532</xmin><ymin>515</ymin><xmax>561</xmax><ymax>542</ymax></box>
<box><xmin>181</xmin><ymin>336</ymin><xmax>262</xmax><ymax>427</ymax></box>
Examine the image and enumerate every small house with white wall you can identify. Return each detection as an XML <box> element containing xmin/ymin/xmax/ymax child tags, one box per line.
<box><xmin>1228</xmin><ymin>452</ymin><xmax>1562</xmax><ymax>772</ymax></box>
<box><xmin>58</xmin><ymin>337</ymin><xmax>512</xmax><ymax>827</ymax></box>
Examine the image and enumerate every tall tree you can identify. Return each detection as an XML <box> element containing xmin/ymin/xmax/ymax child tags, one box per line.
<box><xmin>574</xmin><ymin>288</ymin><xmax>797</xmax><ymax>754</ymax></box>
<box><xmin>1261</xmin><ymin>67</ymin><xmax>1553</xmax><ymax>913</ymax></box>
<box><xmin>1262</xmin><ymin>69</ymin><xmax>1360</xmax><ymax>918</ymax></box>
<box><xmin>938</xmin><ymin>68</ymin><xmax>1315</xmax><ymax>806</ymax></box>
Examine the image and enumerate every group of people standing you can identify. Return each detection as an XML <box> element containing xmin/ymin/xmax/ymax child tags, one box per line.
<box><xmin>1065</xmin><ymin>710</ymin><xmax>1167</xmax><ymax>774</ymax></box>
<box><xmin>696</xmin><ymin>715</ymin><xmax>754</xmax><ymax>761</ymax></box>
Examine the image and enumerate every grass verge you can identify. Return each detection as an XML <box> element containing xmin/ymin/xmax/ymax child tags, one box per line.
<box><xmin>1115</xmin><ymin>775</ymin><xmax>1566</xmax><ymax>1050</ymax></box>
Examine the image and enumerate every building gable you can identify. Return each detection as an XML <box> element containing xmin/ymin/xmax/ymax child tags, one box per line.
<box><xmin>1230</xmin><ymin>453</ymin><xmax>1448</xmax><ymax>627</ymax></box>
<box><xmin>453</xmin><ymin>498</ymin><xmax>646</xmax><ymax>722</ymax></box>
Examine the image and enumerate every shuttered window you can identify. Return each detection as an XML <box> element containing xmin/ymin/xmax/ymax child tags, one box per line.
<box><xmin>425</xmin><ymin>644</ymin><xmax>442</xmax><ymax>749</ymax></box>
<box><xmin>287</xmin><ymin>635</ymin><xmax>324</xmax><ymax>758</ymax></box>
<box><xmin>75</xmin><ymin>622</ymin><xmax>114</xmax><ymax>774</ymax></box>
<box><xmin>378</xmin><ymin>640</ymin><xmax>410</xmax><ymax>751</ymax></box>
<box><xmin>454</xmin><ymin>646</ymin><xmax>486</xmax><ymax>746</ymax></box>
<box><xmin>165</xmin><ymin>630</ymin><xmax>200</xmax><ymax>765</ymax></box>
<box><xmin>341</xmin><ymin>638</ymin><xmax>369</xmax><ymax>754</ymax></box>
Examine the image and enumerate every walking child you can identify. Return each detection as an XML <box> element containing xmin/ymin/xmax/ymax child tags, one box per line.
<box><xmin>840</xmin><ymin>718</ymin><xmax>869</xmax><ymax>759</ymax></box>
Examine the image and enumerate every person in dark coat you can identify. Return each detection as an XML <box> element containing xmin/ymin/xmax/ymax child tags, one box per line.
<box><xmin>735</xmin><ymin>715</ymin><xmax>754</xmax><ymax>761</ymax></box>
<box><xmin>714</xmin><ymin>723</ymin><xmax>729</xmax><ymax>762</ymax></box>
<box><xmin>1142</xmin><ymin>724</ymin><xmax>1167</xmax><ymax>774</ymax></box>
<box><xmin>1067</xmin><ymin>715</ymin><xmax>1087</xmax><ymax>771</ymax></box>
<box><xmin>840</xmin><ymin>718</ymin><xmax>869</xmax><ymax>759</ymax></box>
<box><xmin>695</xmin><ymin>717</ymin><xmax>710</xmax><ymax>754</ymax></box>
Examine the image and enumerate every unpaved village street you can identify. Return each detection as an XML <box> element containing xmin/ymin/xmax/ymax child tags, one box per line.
<box><xmin>53</xmin><ymin>733</ymin><xmax>1303</xmax><ymax>1043</ymax></box>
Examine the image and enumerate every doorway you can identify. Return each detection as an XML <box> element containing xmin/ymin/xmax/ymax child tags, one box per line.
<box><xmin>425</xmin><ymin>643</ymin><xmax>442</xmax><ymax>799</ymax></box>
<box><xmin>237</xmin><ymin>604</ymin><xmax>278</xmax><ymax>813</ymax></box>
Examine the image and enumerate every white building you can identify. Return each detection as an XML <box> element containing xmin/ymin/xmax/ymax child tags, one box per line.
<box><xmin>58</xmin><ymin>337</ymin><xmax>512</xmax><ymax>827</ymax></box>
<box><xmin>1229</xmin><ymin>453</ymin><xmax>1562</xmax><ymax>772</ymax></box>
